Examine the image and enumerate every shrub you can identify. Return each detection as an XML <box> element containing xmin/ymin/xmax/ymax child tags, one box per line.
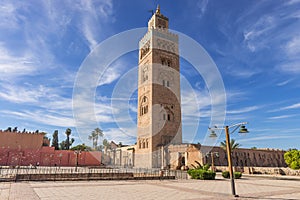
<box><xmin>234</xmin><ymin>172</ymin><xmax>242</xmax><ymax>179</ymax></box>
<box><xmin>188</xmin><ymin>169</ymin><xmax>216</xmax><ymax>180</ymax></box>
<box><xmin>222</xmin><ymin>171</ymin><xmax>230</xmax><ymax>178</ymax></box>
<box><xmin>222</xmin><ymin>171</ymin><xmax>242</xmax><ymax>179</ymax></box>
<box><xmin>284</xmin><ymin>150</ymin><xmax>300</xmax><ymax>170</ymax></box>
<box><xmin>191</xmin><ymin>161</ymin><xmax>211</xmax><ymax>170</ymax></box>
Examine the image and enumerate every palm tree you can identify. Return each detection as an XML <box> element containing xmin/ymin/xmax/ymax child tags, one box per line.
<box><xmin>88</xmin><ymin>128</ymin><xmax>103</xmax><ymax>150</ymax></box>
<box><xmin>220</xmin><ymin>139</ymin><xmax>241</xmax><ymax>152</ymax></box>
<box><xmin>65</xmin><ymin>128</ymin><xmax>72</xmax><ymax>150</ymax></box>
<box><xmin>103</xmin><ymin>139</ymin><xmax>110</xmax><ymax>149</ymax></box>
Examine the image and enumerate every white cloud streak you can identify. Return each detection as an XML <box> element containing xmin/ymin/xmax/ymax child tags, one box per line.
<box><xmin>197</xmin><ymin>0</ymin><xmax>209</xmax><ymax>18</ymax></box>
<box><xmin>227</xmin><ymin>106</ymin><xmax>260</xmax><ymax>114</ymax></box>
<box><xmin>0</xmin><ymin>110</ymin><xmax>75</xmax><ymax>128</ymax></box>
<box><xmin>268</xmin><ymin>114</ymin><xmax>295</xmax><ymax>120</ymax></box>
<box><xmin>281</xmin><ymin>103</ymin><xmax>300</xmax><ymax>110</ymax></box>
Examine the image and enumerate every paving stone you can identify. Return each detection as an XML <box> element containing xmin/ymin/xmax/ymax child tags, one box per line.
<box><xmin>1</xmin><ymin>176</ymin><xmax>300</xmax><ymax>200</ymax></box>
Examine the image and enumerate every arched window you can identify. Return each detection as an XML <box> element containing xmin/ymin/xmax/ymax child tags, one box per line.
<box><xmin>161</xmin><ymin>58</ymin><xmax>172</xmax><ymax>67</ymax></box>
<box><xmin>162</xmin><ymin>80</ymin><xmax>170</xmax><ymax>87</ymax></box>
<box><xmin>140</xmin><ymin>96</ymin><xmax>149</xmax><ymax>116</ymax></box>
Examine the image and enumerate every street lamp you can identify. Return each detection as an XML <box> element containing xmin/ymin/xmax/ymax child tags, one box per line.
<box><xmin>58</xmin><ymin>153</ymin><xmax>63</xmax><ymax>168</ymax></box>
<box><xmin>209</xmin><ymin>122</ymin><xmax>249</xmax><ymax>197</ymax></box>
<box><xmin>74</xmin><ymin>150</ymin><xmax>81</xmax><ymax>172</ymax></box>
<box><xmin>206</xmin><ymin>152</ymin><xmax>219</xmax><ymax>172</ymax></box>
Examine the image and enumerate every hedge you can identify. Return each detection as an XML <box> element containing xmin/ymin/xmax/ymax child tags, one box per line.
<box><xmin>187</xmin><ymin>169</ymin><xmax>216</xmax><ymax>180</ymax></box>
<box><xmin>222</xmin><ymin>171</ymin><xmax>242</xmax><ymax>179</ymax></box>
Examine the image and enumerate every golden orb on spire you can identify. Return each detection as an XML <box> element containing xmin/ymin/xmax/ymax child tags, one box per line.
<box><xmin>156</xmin><ymin>4</ymin><xmax>160</xmax><ymax>14</ymax></box>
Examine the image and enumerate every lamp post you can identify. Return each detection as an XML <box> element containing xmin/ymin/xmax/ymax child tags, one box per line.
<box><xmin>74</xmin><ymin>150</ymin><xmax>81</xmax><ymax>172</ymax></box>
<box><xmin>58</xmin><ymin>153</ymin><xmax>62</xmax><ymax>168</ymax></box>
<box><xmin>206</xmin><ymin>152</ymin><xmax>219</xmax><ymax>172</ymax></box>
<box><xmin>209</xmin><ymin>122</ymin><xmax>249</xmax><ymax>197</ymax></box>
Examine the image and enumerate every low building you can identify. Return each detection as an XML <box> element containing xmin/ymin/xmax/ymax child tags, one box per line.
<box><xmin>185</xmin><ymin>144</ymin><xmax>287</xmax><ymax>169</ymax></box>
<box><xmin>103</xmin><ymin>143</ymin><xmax>287</xmax><ymax>170</ymax></box>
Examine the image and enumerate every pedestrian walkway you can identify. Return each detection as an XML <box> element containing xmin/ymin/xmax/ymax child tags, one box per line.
<box><xmin>1</xmin><ymin>176</ymin><xmax>300</xmax><ymax>200</ymax></box>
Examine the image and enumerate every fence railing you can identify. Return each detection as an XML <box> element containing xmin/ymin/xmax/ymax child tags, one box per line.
<box><xmin>0</xmin><ymin>166</ymin><xmax>188</xmax><ymax>181</ymax></box>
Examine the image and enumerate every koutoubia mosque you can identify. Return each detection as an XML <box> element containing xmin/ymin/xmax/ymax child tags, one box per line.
<box><xmin>0</xmin><ymin>6</ymin><xmax>287</xmax><ymax>171</ymax></box>
<box><xmin>102</xmin><ymin>6</ymin><xmax>287</xmax><ymax>171</ymax></box>
<box><xmin>135</xmin><ymin>5</ymin><xmax>182</xmax><ymax>168</ymax></box>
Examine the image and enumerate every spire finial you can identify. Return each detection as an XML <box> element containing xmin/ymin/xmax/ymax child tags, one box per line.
<box><xmin>156</xmin><ymin>4</ymin><xmax>160</xmax><ymax>14</ymax></box>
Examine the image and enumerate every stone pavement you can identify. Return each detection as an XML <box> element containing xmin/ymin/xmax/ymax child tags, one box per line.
<box><xmin>1</xmin><ymin>176</ymin><xmax>300</xmax><ymax>200</ymax></box>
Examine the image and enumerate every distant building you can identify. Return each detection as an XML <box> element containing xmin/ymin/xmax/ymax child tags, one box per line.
<box><xmin>103</xmin><ymin>143</ymin><xmax>286</xmax><ymax>170</ymax></box>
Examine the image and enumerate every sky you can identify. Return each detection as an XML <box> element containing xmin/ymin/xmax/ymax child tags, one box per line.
<box><xmin>0</xmin><ymin>0</ymin><xmax>300</xmax><ymax>150</ymax></box>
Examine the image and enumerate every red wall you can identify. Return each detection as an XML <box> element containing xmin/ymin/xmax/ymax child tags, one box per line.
<box><xmin>0</xmin><ymin>147</ymin><xmax>101</xmax><ymax>167</ymax></box>
<box><xmin>0</xmin><ymin>130</ymin><xmax>44</xmax><ymax>150</ymax></box>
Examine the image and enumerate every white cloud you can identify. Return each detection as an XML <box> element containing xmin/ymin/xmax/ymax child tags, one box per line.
<box><xmin>0</xmin><ymin>82</ymin><xmax>73</xmax><ymax>110</ymax></box>
<box><xmin>243</xmin><ymin>16</ymin><xmax>275</xmax><ymax>52</ymax></box>
<box><xmin>104</xmin><ymin>127</ymin><xmax>136</xmax><ymax>144</ymax></box>
<box><xmin>238</xmin><ymin>134</ymin><xmax>296</xmax><ymax>144</ymax></box>
<box><xmin>268</xmin><ymin>114</ymin><xmax>295</xmax><ymax>120</ymax></box>
<box><xmin>197</xmin><ymin>0</ymin><xmax>209</xmax><ymax>18</ymax></box>
<box><xmin>0</xmin><ymin>0</ymin><xmax>115</xmax><ymax>82</ymax></box>
<box><xmin>74</xmin><ymin>0</ymin><xmax>114</xmax><ymax>50</ymax></box>
<box><xmin>0</xmin><ymin>83</ymin><xmax>51</xmax><ymax>104</ymax></box>
<box><xmin>270</xmin><ymin>102</ymin><xmax>300</xmax><ymax>112</ymax></box>
<box><xmin>129</xmin><ymin>103</ymin><xmax>137</xmax><ymax>113</ymax></box>
<box><xmin>277</xmin><ymin>79</ymin><xmax>292</xmax><ymax>86</ymax></box>
<box><xmin>0</xmin><ymin>2</ymin><xmax>21</xmax><ymax>29</ymax></box>
<box><xmin>0</xmin><ymin>110</ymin><xmax>75</xmax><ymax>128</ymax></box>
<box><xmin>227</xmin><ymin>68</ymin><xmax>260</xmax><ymax>79</ymax></box>
<box><xmin>286</xmin><ymin>0</ymin><xmax>300</xmax><ymax>5</ymax></box>
<box><xmin>285</xmin><ymin>36</ymin><xmax>300</xmax><ymax>57</ymax></box>
<box><xmin>281</xmin><ymin>103</ymin><xmax>300</xmax><ymax>110</ymax></box>
<box><xmin>82</xmin><ymin>20</ymin><xmax>99</xmax><ymax>50</ymax></box>
<box><xmin>0</xmin><ymin>44</ymin><xmax>39</xmax><ymax>79</ymax></box>
<box><xmin>276</xmin><ymin>62</ymin><xmax>300</xmax><ymax>74</ymax></box>
<box><xmin>98</xmin><ymin>66</ymin><xmax>121</xmax><ymax>86</ymax></box>
<box><xmin>227</xmin><ymin>106</ymin><xmax>260</xmax><ymax>114</ymax></box>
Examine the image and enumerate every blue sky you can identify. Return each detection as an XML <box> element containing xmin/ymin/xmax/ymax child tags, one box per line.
<box><xmin>0</xmin><ymin>0</ymin><xmax>300</xmax><ymax>150</ymax></box>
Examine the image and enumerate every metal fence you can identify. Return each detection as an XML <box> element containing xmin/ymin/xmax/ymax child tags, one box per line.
<box><xmin>0</xmin><ymin>166</ymin><xmax>188</xmax><ymax>181</ymax></box>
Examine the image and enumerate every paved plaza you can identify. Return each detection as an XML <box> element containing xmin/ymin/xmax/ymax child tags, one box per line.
<box><xmin>1</xmin><ymin>175</ymin><xmax>300</xmax><ymax>200</ymax></box>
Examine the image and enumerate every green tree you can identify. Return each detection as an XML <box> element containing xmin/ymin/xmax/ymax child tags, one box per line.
<box><xmin>43</xmin><ymin>136</ymin><xmax>50</xmax><ymax>146</ymax></box>
<box><xmin>51</xmin><ymin>130</ymin><xmax>59</xmax><ymax>150</ymax></box>
<box><xmin>220</xmin><ymin>139</ymin><xmax>241</xmax><ymax>151</ymax></box>
<box><xmin>88</xmin><ymin>128</ymin><xmax>103</xmax><ymax>150</ymax></box>
<box><xmin>284</xmin><ymin>149</ymin><xmax>300</xmax><ymax>170</ymax></box>
<box><xmin>60</xmin><ymin>141</ymin><xmax>66</xmax><ymax>150</ymax></box>
<box><xmin>71</xmin><ymin>143</ymin><xmax>92</xmax><ymax>151</ymax></box>
<box><xmin>103</xmin><ymin>139</ymin><xmax>110</xmax><ymax>149</ymax></box>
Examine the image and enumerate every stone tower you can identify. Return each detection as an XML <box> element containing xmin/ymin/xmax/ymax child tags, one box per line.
<box><xmin>135</xmin><ymin>6</ymin><xmax>182</xmax><ymax>168</ymax></box>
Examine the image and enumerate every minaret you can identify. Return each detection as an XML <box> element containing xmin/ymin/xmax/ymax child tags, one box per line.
<box><xmin>135</xmin><ymin>6</ymin><xmax>182</xmax><ymax>168</ymax></box>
